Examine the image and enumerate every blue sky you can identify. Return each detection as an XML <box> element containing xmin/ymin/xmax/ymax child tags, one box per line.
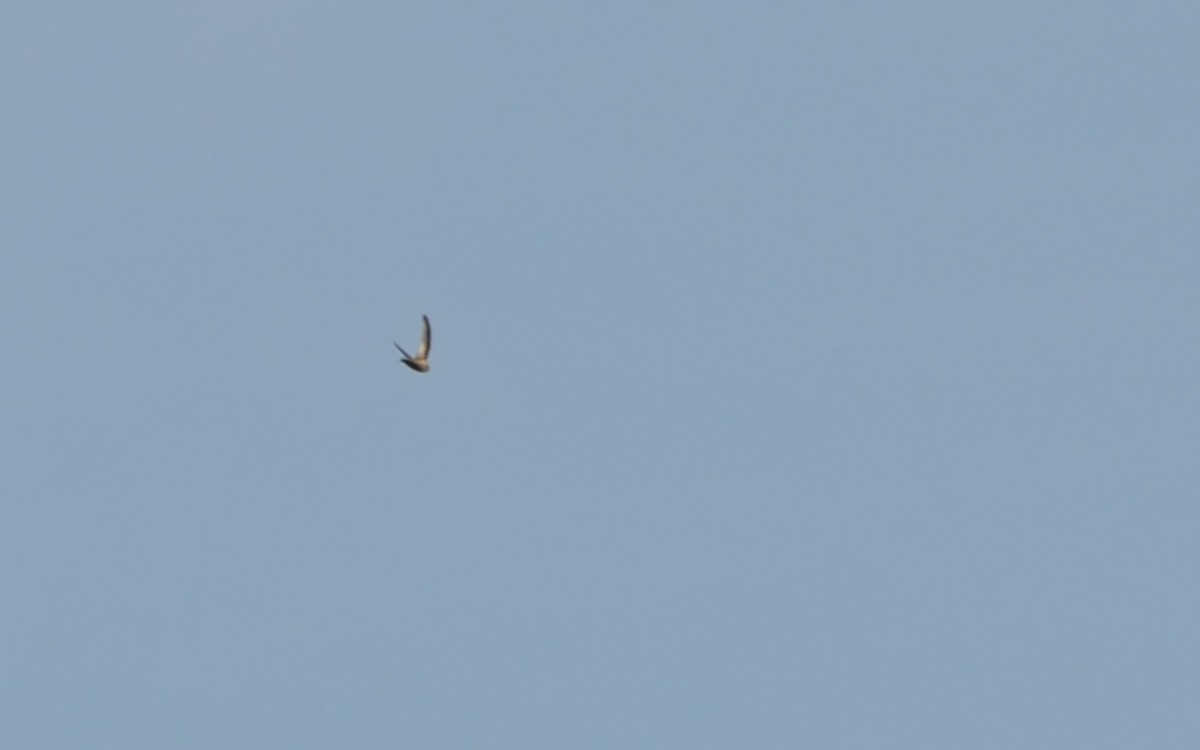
<box><xmin>3</xmin><ymin>3</ymin><xmax>1198</xmax><ymax>747</ymax></box>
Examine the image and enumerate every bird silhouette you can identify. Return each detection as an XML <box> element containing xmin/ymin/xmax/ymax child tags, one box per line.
<box><xmin>394</xmin><ymin>315</ymin><xmax>431</xmax><ymax>373</ymax></box>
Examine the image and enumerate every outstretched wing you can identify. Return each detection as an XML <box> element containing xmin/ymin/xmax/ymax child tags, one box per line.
<box><xmin>418</xmin><ymin>315</ymin><xmax>431</xmax><ymax>358</ymax></box>
<box><xmin>393</xmin><ymin>341</ymin><xmax>412</xmax><ymax>359</ymax></box>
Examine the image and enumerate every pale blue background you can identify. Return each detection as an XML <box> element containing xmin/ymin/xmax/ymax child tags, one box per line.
<box><xmin>3</xmin><ymin>3</ymin><xmax>1198</xmax><ymax>747</ymax></box>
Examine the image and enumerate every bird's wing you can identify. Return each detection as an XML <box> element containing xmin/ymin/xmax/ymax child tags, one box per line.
<box><xmin>393</xmin><ymin>341</ymin><xmax>412</xmax><ymax>359</ymax></box>
<box><xmin>418</xmin><ymin>315</ymin><xmax>431</xmax><ymax>358</ymax></box>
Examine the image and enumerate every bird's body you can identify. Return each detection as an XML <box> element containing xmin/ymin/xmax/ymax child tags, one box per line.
<box><xmin>394</xmin><ymin>315</ymin><xmax>432</xmax><ymax>373</ymax></box>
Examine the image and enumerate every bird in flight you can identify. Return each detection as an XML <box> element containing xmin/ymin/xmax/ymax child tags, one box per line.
<box><xmin>394</xmin><ymin>315</ymin><xmax>432</xmax><ymax>373</ymax></box>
